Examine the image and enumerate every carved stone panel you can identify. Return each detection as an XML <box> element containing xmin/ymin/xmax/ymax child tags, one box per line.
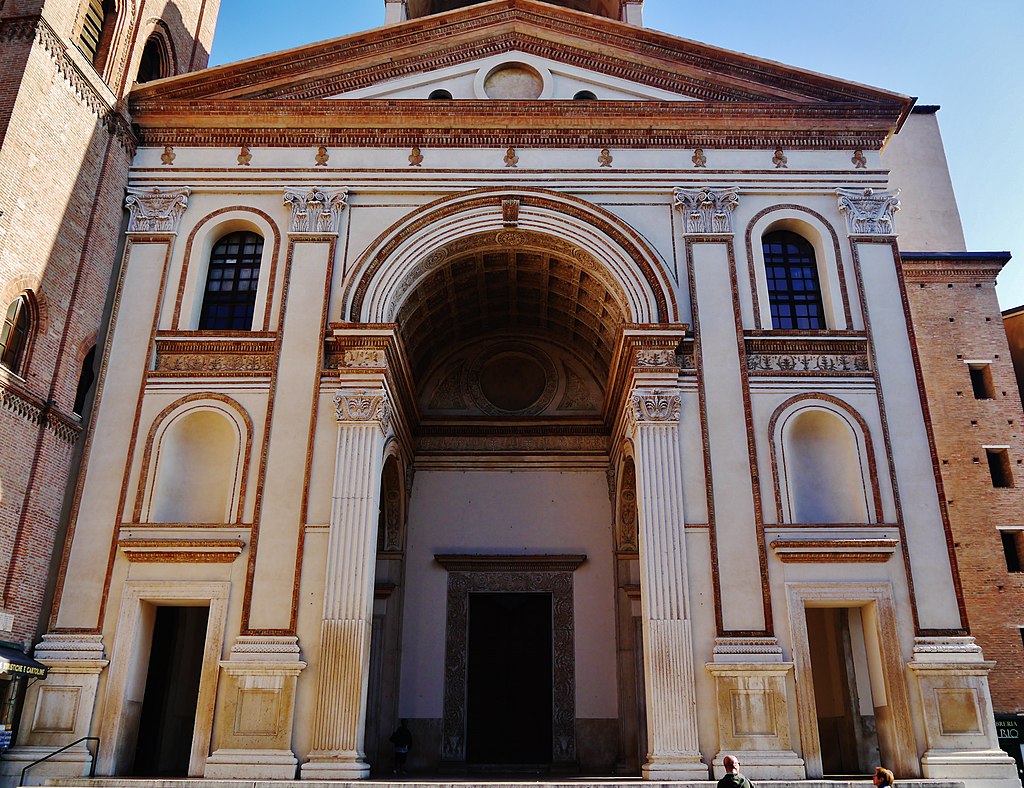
<box><xmin>436</xmin><ymin>555</ymin><xmax>585</xmax><ymax>767</ymax></box>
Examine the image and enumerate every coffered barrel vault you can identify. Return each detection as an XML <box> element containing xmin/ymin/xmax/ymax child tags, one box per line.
<box><xmin>7</xmin><ymin>1</ymin><xmax>1020</xmax><ymax>787</ymax></box>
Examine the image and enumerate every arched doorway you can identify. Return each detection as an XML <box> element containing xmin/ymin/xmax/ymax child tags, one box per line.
<box><xmin>339</xmin><ymin>189</ymin><xmax>686</xmax><ymax>775</ymax></box>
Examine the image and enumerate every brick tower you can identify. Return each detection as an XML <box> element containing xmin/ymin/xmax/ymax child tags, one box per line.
<box><xmin>0</xmin><ymin>0</ymin><xmax>219</xmax><ymax>724</ymax></box>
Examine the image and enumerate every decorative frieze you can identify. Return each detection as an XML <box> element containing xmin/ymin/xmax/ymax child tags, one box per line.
<box><xmin>745</xmin><ymin>335</ymin><xmax>870</xmax><ymax>375</ymax></box>
<box><xmin>333</xmin><ymin>388</ymin><xmax>392</xmax><ymax>435</ymax></box>
<box><xmin>283</xmin><ymin>187</ymin><xmax>349</xmax><ymax>234</ymax></box>
<box><xmin>125</xmin><ymin>186</ymin><xmax>191</xmax><ymax>234</ymax></box>
<box><xmin>153</xmin><ymin>338</ymin><xmax>276</xmax><ymax>374</ymax></box>
<box><xmin>837</xmin><ymin>187</ymin><xmax>900</xmax><ymax>236</ymax></box>
<box><xmin>117</xmin><ymin>538</ymin><xmax>245</xmax><ymax>563</ymax></box>
<box><xmin>770</xmin><ymin>538</ymin><xmax>898</xmax><ymax>563</ymax></box>
<box><xmin>673</xmin><ymin>187</ymin><xmax>740</xmax><ymax>234</ymax></box>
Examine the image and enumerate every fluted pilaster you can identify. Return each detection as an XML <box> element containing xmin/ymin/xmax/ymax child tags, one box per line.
<box><xmin>302</xmin><ymin>388</ymin><xmax>392</xmax><ymax>779</ymax></box>
<box><xmin>629</xmin><ymin>387</ymin><xmax>706</xmax><ymax>779</ymax></box>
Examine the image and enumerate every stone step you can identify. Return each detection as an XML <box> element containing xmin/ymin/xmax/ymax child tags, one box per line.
<box><xmin>39</xmin><ymin>779</ymin><xmax>967</xmax><ymax>788</ymax></box>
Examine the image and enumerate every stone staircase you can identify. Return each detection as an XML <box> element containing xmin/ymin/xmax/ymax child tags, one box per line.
<box><xmin>38</xmin><ymin>779</ymin><xmax>968</xmax><ymax>788</ymax></box>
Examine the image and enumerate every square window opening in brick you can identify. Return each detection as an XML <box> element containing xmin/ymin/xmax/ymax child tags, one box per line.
<box><xmin>987</xmin><ymin>449</ymin><xmax>1014</xmax><ymax>488</ymax></box>
<box><xmin>968</xmin><ymin>363</ymin><xmax>995</xmax><ymax>400</ymax></box>
<box><xmin>1001</xmin><ymin>530</ymin><xmax>1024</xmax><ymax>573</ymax></box>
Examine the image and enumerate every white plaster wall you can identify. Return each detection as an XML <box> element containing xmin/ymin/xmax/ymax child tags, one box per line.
<box><xmin>399</xmin><ymin>470</ymin><xmax>617</xmax><ymax>719</ymax></box>
<box><xmin>882</xmin><ymin>111</ymin><xmax>967</xmax><ymax>253</ymax></box>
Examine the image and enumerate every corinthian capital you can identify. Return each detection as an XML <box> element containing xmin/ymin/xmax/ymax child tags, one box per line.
<box><xmin>672</xmin><ymin>187</ymin><xmax>740</xmax><ymax>234</ymax></box>
<box><xmin>334</xmin><ymin>388</ymin><xmax>393</xmax><ymax>435</ymax></box>
<box><xmin>630</xmin><ymin>388</ymin><xmax>682</xmax><ymax>425</ymax></box>
<box><xmin>284</xmin><ymin>187</ymin><xmax>349</xmax><ymax>235</ymax></box>
<box><xmin>125</xmin><ymin>186</ymin><xmax>191</xmax><ymax>234</ymax></box>
<box><xmin>837</xmin><ymin>187</ymin><xmax>900</xmax><ymax>236</ymax></box>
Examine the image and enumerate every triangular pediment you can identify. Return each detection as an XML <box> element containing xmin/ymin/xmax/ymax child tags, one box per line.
<box><xmin>132</xmin><ymin>0</ymin><xmax>909</xmax><ymax>106</ymax></box>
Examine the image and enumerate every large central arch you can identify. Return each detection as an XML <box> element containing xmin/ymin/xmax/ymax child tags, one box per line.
<box><xmin>342</xmin><ymin>187</ymin><xmax>679</xmax><ymax>329</ymax></box>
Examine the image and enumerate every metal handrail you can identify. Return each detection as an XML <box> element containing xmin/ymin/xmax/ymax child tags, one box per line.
<box><xmin>20</xmin><ymin>736</ymin><xmax>99</xmax><ymax>786</ymax></box>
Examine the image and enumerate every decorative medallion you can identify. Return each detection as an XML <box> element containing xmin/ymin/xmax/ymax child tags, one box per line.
<box><xmin>409</xmin><ymin>145</ymin><xmax>424</xmax><ymax>167</ymax></box>
<box><xmin>466</xmin><ymin>342</ymin><xmax>557</xmax><ymax>416</ymax></box>
<box><xmin>772</xmin><ymin>148</ymin><xmax>788</xmax><ymax>169</ymax></box>
<box><xmin>691</xmin><ymin>148</ymin><xmax>707</xmax><ymax>168</ymax></box>
<box><xmin>160</xmin><ymin>145</ymin><xmax>175</xmax><ymax>165</ymax></box>
<box><xmin>315</xmin><ymin>145</ymin><xmax>329</xmax><ymax>166</ymax></box>
<box><xmin>495</xmin><ymin>229</ymin><xmax>526</xmax><ymax>247</ymax></box>
<box><xmin>237</xmin><ymin>144</ymin><xmax>252</xmax><ymax>166</ymax></box>
<box><xmin>598</xmin><ymin>148</ymin><xmax>613</xmax><ymax>167</ymax></box>
<box><xmin>851</xmin><ymin>149</ymin><xmax>867</xmax><ymax>169</ymax></box>
<box><xmin>504</xmin><ymin>146</ymin><xmax>519</xmax><ymax>168</ymax></box>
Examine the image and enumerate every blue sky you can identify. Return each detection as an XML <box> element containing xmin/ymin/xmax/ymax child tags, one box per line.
<box><xmin>209</xmin><ymin>0</ymin><xmax>1024</xmax><ymax>309</ymax></box>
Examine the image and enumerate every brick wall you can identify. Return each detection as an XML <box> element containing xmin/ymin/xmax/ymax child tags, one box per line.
<box><xmin>904</xmin><ymin>253</ymin><xmax>1024</xmax><ymax>713</ymax></box>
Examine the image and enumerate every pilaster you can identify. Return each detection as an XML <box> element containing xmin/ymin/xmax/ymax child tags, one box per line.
<box><xmin>626</xmin><ymin>380</ymin><xmax>706</xmax><ymax>780</ymax></box>
<box><xmin>301</xmin><ymin>387</ymin><xmax>393</xmax><ymax>779</ymax></box>
<box><xmin>384</xmin><ymin>0</ymin><xmax>409</xmax><ymax>25</ymax></box>
<box><xmin>909</xmin><ymin>637</ymin><xmax>1020</xmax><ymax>787</ymax></box>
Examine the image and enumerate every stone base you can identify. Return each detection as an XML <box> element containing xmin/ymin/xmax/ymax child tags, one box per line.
<box><xmin>45</xmin><ymin>778</ymin><xmax>970</xmax><ymax>788</ymax></box>
<box><xmin>205</xmin><ymin>748</ymin><xmax>299</xmax><ymax>779</ymax></box>
<box><xmin>922</xmin><ymin>748</ymin><xmax>1022</xmax><ymax>788</ymax></box>
<box><xmin>641</xmin><ymin>754</ymin><xmax>710</xmax><ymax>780</ymax></box>
<box><xmin>0</xmin><ymin>745</ymin><xmax>93</xmax><ymax>788</ymax></box>
<box><xmin>299</xmin><ymin>755</ymin><xmax>370</xmax><ymax>779</ymax></box>
<box><xmin>713</xmin><ymin>750</ymin><xmax>806</xmax><ymax>780</ymax></box>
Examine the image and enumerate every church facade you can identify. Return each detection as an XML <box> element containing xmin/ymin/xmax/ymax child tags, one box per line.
<box><xmin>4</xmin><ymin>1</ymin><xmax>1021</xmax><ymax>785</ymax></box>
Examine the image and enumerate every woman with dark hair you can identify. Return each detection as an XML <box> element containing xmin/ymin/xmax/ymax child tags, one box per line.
<box><xmin>873</xmin><ymin>766</ymin><xmax>895</xmax><ymax>786</ymax></box>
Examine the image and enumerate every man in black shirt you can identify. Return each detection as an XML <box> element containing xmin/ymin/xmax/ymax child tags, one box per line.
<box><xmin>717</xmin><ymin>754</ymin><xmax>754</xmax><ymax>788</ymax></box>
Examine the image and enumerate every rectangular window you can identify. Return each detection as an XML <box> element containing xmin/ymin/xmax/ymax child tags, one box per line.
<box><xmin>968</xmin><ymin>363</ymin><xmax>995</xmax><ymax>399</ymax></box>
<box><xmin>987</xmin><ymin>448</ymin><xmax>1014</xmax><ymax>488</ymax></box>
<box><xmin>78</xmin><ymin>0</ymin><xmax>105</xmax><ymax>63</ymax></box>
<box><xmin>1002</xmin><ymin>530</ymin><xmax>1023</xmax><ymax>572</ymax></box>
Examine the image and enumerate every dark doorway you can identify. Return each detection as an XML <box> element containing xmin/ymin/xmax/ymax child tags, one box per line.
<box><xmin>132</xmin><ymin>606</ymin><xmax>209</xmax><ymax>776</ymax></box>
<box><xmin>466</xmin><ymin>593</ymin><xmax>553</xmax><ymax>765</ymax></box>
<box><xmin>806</xmin><ymin>607</ymin><xmax>880</xmax><ymax>776</ymax></box>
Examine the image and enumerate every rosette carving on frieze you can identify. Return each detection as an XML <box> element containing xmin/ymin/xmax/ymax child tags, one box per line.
<box><xmin>333</xmin><ymin>389</ymin><xmax>393</xmax><ymax>434</ymax></box>
<box><xmin>125</xmin><ymin>186</ymin><xmax>191</xmax><ymax>234</ymax></box>
<box><xmin>631</xmin><ymin>388</ymin><xmax>682</xmax><ymax>424</ymax></box>
<box><xmin>283</xmin><ymin>187</ymin><xmax>349</xmax><ymax>234</ymax></box>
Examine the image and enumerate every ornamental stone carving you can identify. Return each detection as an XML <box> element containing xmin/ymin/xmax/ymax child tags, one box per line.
<box><xmin>673</xmin><ymin>187</ymin><xmax>740</xmax><ymax>234</ymax></box>
<box><xmin>283</xmin><ymin>187</ymin><xmax>349</xmax><ymax>234</ymax></box>
<box><xmin>125</xmin><ymin>186</ymin><xmax>190</xmax><ymax>234</ymax></box>
<box><xmin>635</xmin><ymin>349</ymin><xmax>678</xmax><ymax>367</ymax></box>
<box><xmin>837</xmin><ymin>187</ymin><xmax>900</xmax><ymax>236</ymax></box>
<box><xmin>631</xmin><ymin>388</ymin><xmax>682</xmax><ymax>423</ymax></box>
<box><xmin>333</xmin><ymin>389</ymin><xmax>392</xmax><ymax>434</ymax></box>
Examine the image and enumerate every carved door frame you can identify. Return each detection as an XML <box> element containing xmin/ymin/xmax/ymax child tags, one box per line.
<box><xmin>435</xmin><ymin>554</ymin><xmax>585</xmax><ymax>768</ymax></box>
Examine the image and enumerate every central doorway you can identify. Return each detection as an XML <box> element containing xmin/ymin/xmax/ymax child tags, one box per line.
<box><xmin>467</xmin><ymin>593</ymin><xmax>553</xmax><ymax>764</ymax></box>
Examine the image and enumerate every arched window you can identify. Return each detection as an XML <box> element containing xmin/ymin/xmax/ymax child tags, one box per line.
<box><xmin>136</xmin><ymin>35</ymin><xmax>167</xmax><ymax>84</ymax></box>
<box><xmin>198</xmin><ymin>231</ymin><xmax>264</xmax><ymax>330</ymax></box>
<box><xmin>73</xmin><ymin>346</ymin><xmax>97</xmax><ymax>416</ymax></box>
<box><xmin>1</xmin><ymin>296</ymin><xmax>32</xmax><ymax>374</ymax></box>
<box><xmin>573</xmin><ymin>90</ymin><xmax>598</xmax><ymax>101</ymax></box>
<box><xmin>762</xmin><ymin>230</ymin><xmax>825</xmax><ymax>330</ymax></box>
<box><xmin>428</xmin><ymin>89</ymin><xmax>453</xmax><ymax>100</ymax></box>
<box><xmin>78</xmin><ymin>0</ymin><xmax>116</xmax><ymax>70</ymax></box>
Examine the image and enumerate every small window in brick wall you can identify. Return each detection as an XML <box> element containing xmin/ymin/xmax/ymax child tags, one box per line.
<box><xmin>987</xmin><ymin>448</ymin><xmax>1014</xmax><ymax>488</ymax></box>
<box><xmin>968</xmin><ymin>363</ymin><xmax>996</xmax><ymax>400</ymax></box>
<box><xmin>1002</xmin><ymin>530</ymin><xmax>1024</xmax><ymax>573</ymax></box>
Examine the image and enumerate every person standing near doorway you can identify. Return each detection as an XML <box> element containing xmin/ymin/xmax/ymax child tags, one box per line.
<box><xmin>389</xmin><ymin>719</ymin><xmax>413</xmax><ymax>775</ymax></box>
<box><xmin>717</xmin><ymin>754</ymin><xmax>754</xmax><ymax>788</ymax></box>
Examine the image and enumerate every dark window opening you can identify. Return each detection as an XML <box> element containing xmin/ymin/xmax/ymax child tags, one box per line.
<box><xmin>136</xmin><ymin>36</ymin><xmax>166</xmax><ymax>84</ymax></box>
<box><xmin>573</xmin><ymin>90</ymin><xmax>598</xmax><ymax>100</ymax></box>
<box><xmin>1</xmin><ymin>296</ymin><xmax>31</xmax><ymax>374</ymax></box>
<box><xmin>969</xmin><ymin>364</ymin><xmax>995</xmax><ymax>400</ymax></box>
<box><xmin>763</xmin><ymin>230</ymin><xmax>826</xmax><ymax>330</ymax></box>
<box><xmin>78</xmin><ymin>0</ymin><xmax>116</xmax><ymax>69</ymax></box>
<box><xmin>988</xmin><ymin>449</ymin><xmax>1014</xmax><ymax>488</ymax></box>
<box><xmin>428</xmin><ymin>89</ymin><xmax>453</xmax><ymax>100</ymax></box>
<box><xmin>1001</xmin><ymin>530</ymin><xmax>1024</xmax><ymax>573</ymax></box>
<box><xmin>73</xmin><ymin>346</ymin><xmax>97</xmax><ymax>416</ymax></box>
<box><xmin>198</xmin><ymin>231</ymin><xmax>264</xmax><ymax>331</ymax></box>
